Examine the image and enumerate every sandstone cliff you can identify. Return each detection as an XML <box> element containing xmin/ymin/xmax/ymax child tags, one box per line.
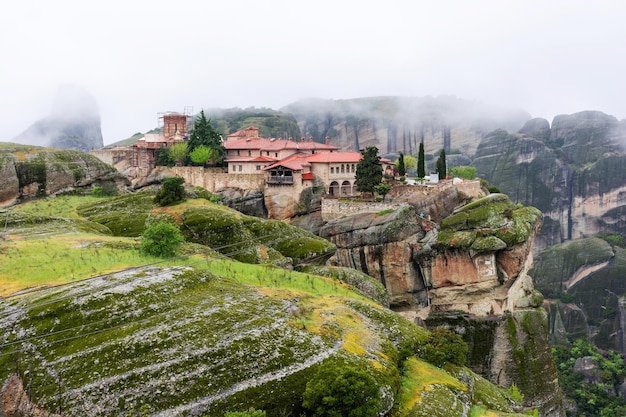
<box><xmin>320</xmin><ymin>190</ymin><xmax>564</xmax><ymax>416</ymax></box>
<box><xmin>0</xmin><ymin>144</ymin><xmax>129</xmax><ymax>207</ymax></box>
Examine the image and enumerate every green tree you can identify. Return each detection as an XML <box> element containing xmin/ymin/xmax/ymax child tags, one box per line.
<box><xmin>302</xmin><ymin>360</ymin><xmax>381</xmax><ymax>417</ymax></box>
<box><xmin>154</xmin><ymin>177</ymin><xmax>186</xmax><ymax>207</ymax></box>
<box><xmin>189</xmin><ymin>145</ymin><xmax>214</xmax><ymax>166</ymax></box>
<box><xmin>140</xmin><ymin>222</ymin><xmax>184</xmax><ymax>257</ymax></box>
<box><xmin>436</xmin><ymin>148</ymin><xmax>447</xmax><ymax>179</ymax></box>
<box><xmin>417</xmin><ymin>142</ymin><xmax>425</xmax><ymax>179</ymax></box>
<box><xmin>155</xmin><ymin>147</ymin><xmax>175</xmax><ymax>167</ymax></box>
<box><xmin>188</xmin><ymin>110</ymin><xmax>225</xmax><ymax>165</ymax></box>
<box><xmin>397</xmin><ymin>152</ymin><xmax>406</xmax><ymax>177</ymax></box>
<box><xmin>402</xmin><ymin>154</ymin><xmax>417</xmax><ymax>175</ymax></box>
<box><xmin>420</xmin><ymin>327</ymin><xmax>468</xmax><ymax>367</ymax></box>
<box><xmin>449</xmin><ymin>165</ymin><xmax>477</xmax><ymax>179</ymax></box>
<box><xmin>355</xmin><ymin>146</ymin><xmax>383</xmax><ymax>196</ymax></box>
<box><xmin>169</xmin><ymin>142</ymin><xmax>188</xmax><ymax>166</ymax></box>
<box><xmin>374</xmin><ymin>182</ymin><xmax>392</xmax><ymax>202</ymax></box>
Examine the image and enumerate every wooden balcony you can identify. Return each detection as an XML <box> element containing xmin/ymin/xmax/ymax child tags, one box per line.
<box><xmin>267</xmin><ymin>175</ymin><xmax>294</xmax><ymax>185</ymax></box>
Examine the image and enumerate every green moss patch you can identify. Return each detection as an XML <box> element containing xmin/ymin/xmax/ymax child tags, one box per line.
<box><xmin>436</xmin><ymin>194</ymin><xmax>541</xmax><ymax>250</ymax></box>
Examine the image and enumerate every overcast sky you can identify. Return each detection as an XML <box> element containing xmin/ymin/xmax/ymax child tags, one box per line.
<box><xmin>1</xmin><ymin>0</ymin><xmax>625</xmax><ymax>144</ymax></box>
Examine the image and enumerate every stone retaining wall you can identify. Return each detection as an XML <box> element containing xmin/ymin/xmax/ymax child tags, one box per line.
<box><xmin>321</xmin><ymin>198</ymin><xmax>409</xmax><ymax>221</ymax></box>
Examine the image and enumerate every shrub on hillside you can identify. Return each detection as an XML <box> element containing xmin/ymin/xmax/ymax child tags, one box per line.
<box><xmin>302</xmin><ymin>359</ymin><xmax>382</xmax><ymax>417</ymax></box>
<box><xmin>420</xmin><ymin>327</ymin><xmax>468</xmax><ymax>367</ymax></box>
<box><xmin>140</xmin><ymin>222</ymin><xmax>185</xmax><ymax>257</ymax></box>
<box><xmin>154</xmin><ymin>177</ymin><xmax>185</xmax><ymax>206</ymax></box>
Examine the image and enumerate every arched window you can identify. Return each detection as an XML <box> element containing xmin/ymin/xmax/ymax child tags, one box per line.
<box><xmin>329</xmin><ymin>181</ymin><xmax>340</xmax><ymax>196</ymax></box>
<box><xmin>341</xmin><ymin>164</ymin><xmax>345</xmax><ymax>173</ymax></box>
<box><xmin>341</xmin><ymin>181</ymin><xmax>351</xmax><ymax>196</ymax></box>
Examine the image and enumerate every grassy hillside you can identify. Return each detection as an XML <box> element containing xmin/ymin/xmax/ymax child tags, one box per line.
<box><xmin>0</xmin><ymin>192</ymin><xmax>532</xmax><ymax>416</ymax></box>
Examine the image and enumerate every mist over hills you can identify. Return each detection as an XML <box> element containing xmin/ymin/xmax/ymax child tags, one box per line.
<box><xmin>12</xmin><ymin>85</ymin><xmax>103</xmax><ymax>152</ymax></box>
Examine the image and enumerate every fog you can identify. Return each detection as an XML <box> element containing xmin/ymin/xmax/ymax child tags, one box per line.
<box><xmin>1</xmin><ymin>0</ymin><xmax>625</xmax><ymax>145</ymax></box>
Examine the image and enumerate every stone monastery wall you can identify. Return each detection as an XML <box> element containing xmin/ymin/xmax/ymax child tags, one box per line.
<box><xmin>171</xmin><ymin>166</ymin><xmax>266</xmax><ymax>192</ymax></box>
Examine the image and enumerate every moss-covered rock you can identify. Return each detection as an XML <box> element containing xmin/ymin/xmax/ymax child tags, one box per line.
<box><xmin>76</xmin><ymin>192</ymin><xmax>155</xmax><ymax>237</ymax></box>
<box><xmin>297</xmin><ymin>265</ymin><xmax>389</xmax><ymax>306</ymax></box>
<box><xmin>436</xmin><ymin>194</ymin><xmax>541</xmax><ymax>250</ymax></box>
<box><xmin>182</xmin><ymin>205</ymin><xmax>336</xmax><ymax>265</ymax></box>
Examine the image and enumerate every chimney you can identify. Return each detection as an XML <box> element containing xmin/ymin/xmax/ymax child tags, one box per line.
<box><xmin>309</xmin><ymin>136</ymin><xmax>314</xmax><ymax>142</ymax></box>
<box><xmin>325</xmin><ymin>136</ymin><xmax>330</xmax><ymax>145</ymax></box>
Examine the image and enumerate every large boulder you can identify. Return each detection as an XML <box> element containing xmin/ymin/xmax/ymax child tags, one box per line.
<box><xmin>0</xmin><ymin>145</ymin><xmax>129</xmax><ymax>207</ymax></box>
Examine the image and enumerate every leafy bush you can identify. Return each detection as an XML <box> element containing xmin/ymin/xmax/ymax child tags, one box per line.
<box><xmin>450</xmin><ymin>165</ymin><xmax>477</xmax><ymax>179</ymax></box>
<box><xmin>420</xmin><ymin>327</ymin><xmax>468</xmax><ymax>367</ymax></box>
<box><xmin>140</xmin><ymin>222</ymin><xmax>185</xmax><ymax>257</ymax></box>
<box><xmin>154</xmin><ymin>177</ymin><xmax>186</xmax><ymax>206</ymax></box>
<box><xmin>553</xmin><ymin>339</ymin><xmax>626</xmax><ymax>416</ymax></box>
<box><xmin>302</xmin><ymin>359</ymin><xmax>382</xmax><ymax>417</ymax></box>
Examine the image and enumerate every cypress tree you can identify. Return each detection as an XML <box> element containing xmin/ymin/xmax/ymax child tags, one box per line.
<box><xmin>355</xmin><ymin>146</ymin><xmax>383</xmax><ymax>196</ymax></box>
<box><xmin>417</xmin><ymin>142</ymin><xmax>426</xmax><ymax>179</ymax></box>
<box><xmin>188</xmin><ymin>110</ymin><xmax>225</xmax><ymax>164</ymax></box>
<box><xmin>436</xmin><ymin>148</ymin><xmax>447</xmax><ymax>179</ymax></box>
<box><xmin>398</xmin><ymin>152</ymin><xmax>406</xmax><ymax>177</ymax></box>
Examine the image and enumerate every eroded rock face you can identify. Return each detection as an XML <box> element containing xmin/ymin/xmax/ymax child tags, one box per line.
<box><xmin>0</xmin><ymin>146</ymin><xmax>129</xmax><ymax>207</ymax></box>
<box><xmin>1</xmin><ymin>374</ymin><xmax>60</xmax><ymax>417</ymax></box>
<box><xmin>474</xmin><ymin>111</ymin><xmax>626</xmax><ymax>253</ymax></box>
<box><xmin>0</xmin><ymin>154</ymin><xmax>19</xmax><ymax>206</ymax></box>
<box><xmin>216</xmin><ymin>187</ymin><xmax>267</xmax><ymax>218</ymax></box>
<box><xmin>322</xmin><ymin>191</ymin><xmax>564</xmax><ymax>415</ymax></box>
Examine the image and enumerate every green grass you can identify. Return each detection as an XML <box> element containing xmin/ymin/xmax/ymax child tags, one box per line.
<box><xmin>11</xmin><ymin>195</ymin><xmax>105</xmax><ymax>219</ymax></box>
<box><xmin>396</xmin><ymin>357</ymin><xmax>467</xmax><ymax>415</ymax></box>
<box><xmin>204</xmin><ymin>259</ymin><xmax>371</xmax><ymax>301</ymax></box>
<box><xmin>0</xmin><ymin>233</ymin><xmax>181</xmax><ymax>296</ymax></box>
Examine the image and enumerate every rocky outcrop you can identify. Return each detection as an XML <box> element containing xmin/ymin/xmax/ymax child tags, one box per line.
<box><xmin>215</xmin><ymin>187</ymin><xmax>267</xmax><ymax>218</ymax></box>
<box><xmin>13</xmin><ymin>85</ymin><xmax>103</xmax><ymax>152</ymax></box>
<box><xmin>533</xmin><ymin>237</ymin><xmax>626</xmax><ymax>352</ymax></box>
<box><xmin>0</xmin><ymin>145</ymin><xmax>129</xmax><ymax>207</ymax></box>
<box><xmin>1</xmin><ymin>374</ymin><xmax>60</xmax><ymax>417</ymax></box>
<box><xmin>317</xmin><ymin>182</ymin><xmax>469</xmax><ymax>310</ymax></box>
<box><xmin>320</xmin><ymin>188</ymin><xmax>564</xmax><ymax>415</ymax></box>
<box><xmin>473</xmin><ymin>111</ymin><xmax>626</xmax><ymax>253</ymax></box>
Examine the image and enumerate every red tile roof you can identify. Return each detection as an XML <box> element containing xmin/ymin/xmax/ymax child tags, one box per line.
<box><xmin>302</xmin><ymin>172</ymin><xmax>315</xmax><ymax>181</ymax></box>
<box><xmin>225</xmin><ymin>155</ymin><xmax>277</xmax><ymax>163</ymax></box>
<box><xmin>305</xmin><ymin>151</ymin><xmax>362</xmax><ymax>163</ymax></box>
<box><xmin>263</xmin><ymin>153</ymin><xmax>312</xmax><ymax>171</ymax></box>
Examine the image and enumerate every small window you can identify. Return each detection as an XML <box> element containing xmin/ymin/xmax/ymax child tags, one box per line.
<box><xmin>351</xmin><ymin>164</ymin><xmax>355</xmax><ymax>172</ymax></box>
<box><xmin>256</xmin><ymin>165</ymin><xmax>261</xmax><ymax>170</ymax></box>
<box><xmin>248</xmin><ymin>151</ymin><xmax>251</xmax><ymax>156</ymax></box>
<box><xmin>239</xmin><ymin>165</ymin><xmax>243</xmax><ymax>171</ymax></box>
<box><xmin>331</xmin><ymin>167</ymin><xmax>334</xmax><ymax>174</ymax></box>
<box><xmin>341</xmin><ymin>164</ymin><xmax>345</xmax><ymax>173</ymax></box>
<box><xmin>275</xmin><ymin>153</ymin><xmax>278</xmax><ymax>158</ymax></box>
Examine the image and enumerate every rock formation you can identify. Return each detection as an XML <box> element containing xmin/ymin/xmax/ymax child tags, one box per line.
<box><xmin>12</xmin><ymin>85</ymin><xmax>104</xmax><ymax>152</ymax></box>
<box><xmin>473</xmin><ymin>111</ymin><xmax>626</xmax><ymax>253</ymax></box>
<box><xmin>282</xmin><ymin>96</ymin><xmax>530</xmax><ymax>157</ymax></box>
<box><xmin>321</xmin><ymin>189</ymin><xmax>564</xmax><ymax>416</ymax></box>
<box><xmin>0</xmin><ymin>144</ymin><xmax>129</xmax><ymax>207</ymax></box>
